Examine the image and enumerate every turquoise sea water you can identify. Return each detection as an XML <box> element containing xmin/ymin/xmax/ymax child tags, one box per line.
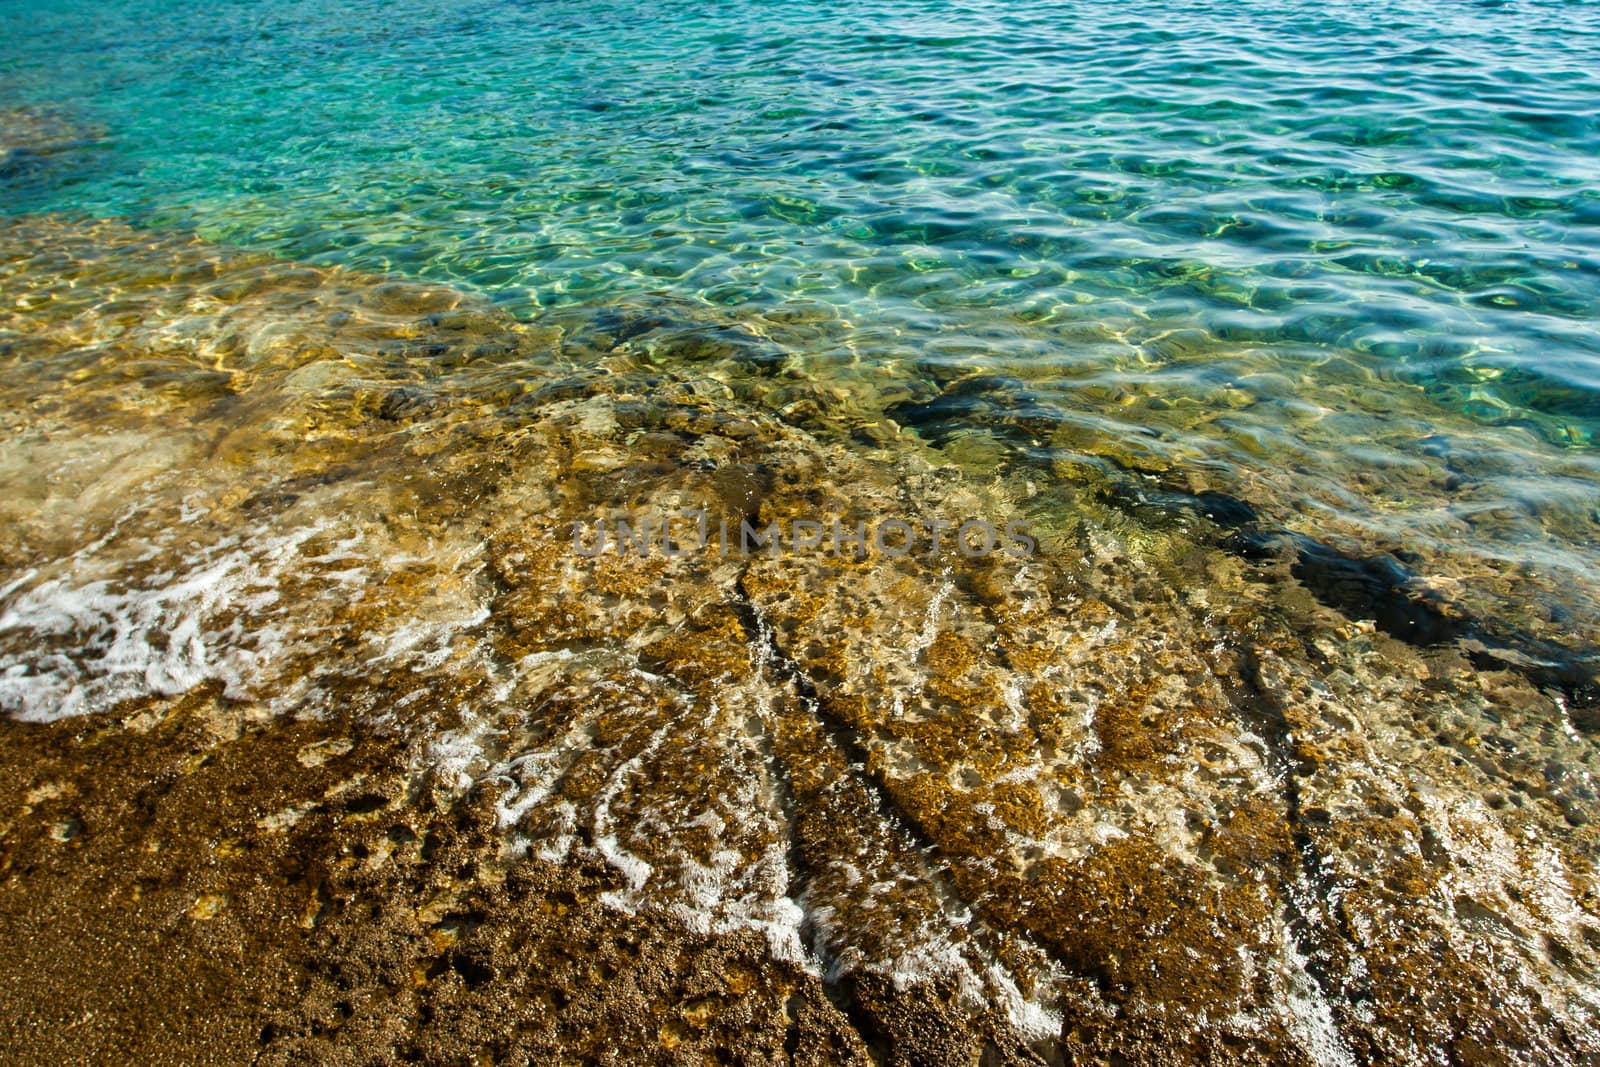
<box><xmin>3</xmin><ymin>0</ymin><xmax>1600</xmax><ymax>596</ymax></box>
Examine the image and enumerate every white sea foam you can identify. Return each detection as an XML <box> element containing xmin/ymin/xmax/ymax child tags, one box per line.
<box><xmin>1278</xmin><ymin>901</ymin><xmax>1358</xmax><ymax>1067</ymax></box>
<box><xmin>0</xmin><ymin>492</ymin><xmax>513</xmax><ymax>725</ymax></box>
<box><xmin>0</xmin><ymin>522</ymin><xmax>326</xmax><ymax>722</ymax></box>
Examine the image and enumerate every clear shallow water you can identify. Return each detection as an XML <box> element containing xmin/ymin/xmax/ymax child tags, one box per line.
<box><xmin>3</xmin><ymin>0</ymin><xmax>1600</xmax><ymax>614</ymax></box>
<box><xmin>7</xmin><ymin>7</ymin><xmax>1600</xmax><ymax>1055</ymax></box>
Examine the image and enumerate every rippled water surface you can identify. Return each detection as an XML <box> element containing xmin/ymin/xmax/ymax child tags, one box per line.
<box><xmin>3</xmin><ymin>0</ymin><xmax>1600</xmax><ymax>591</ymax></box>
<box><xmin>8</xmin><ymin>2</ymin><xmax>1600</xmax><ymax>561</ymax></box>
<box><xmin>4</xmin><ymin>0</ymin><xmax>1600</xmax><ymax>633</ymax></box>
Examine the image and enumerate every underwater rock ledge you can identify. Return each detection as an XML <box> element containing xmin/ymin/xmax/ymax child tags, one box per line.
<box><xmin>0</xmin><ymin>215</ymin><xmax>1597</xmax><ymax>1065</ymax></box>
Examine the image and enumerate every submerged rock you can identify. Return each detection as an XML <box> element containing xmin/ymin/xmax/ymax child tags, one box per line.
<box><xmin>0</xmin><ymin>105</ymin><xmax>104</xmax><ymax>184</ymax></box>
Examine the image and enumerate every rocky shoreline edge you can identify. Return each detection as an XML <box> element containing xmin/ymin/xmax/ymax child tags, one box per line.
<box><xmin>0</xmin><ymin>214</ymin><xmax>1597</xmax><ymax>1065</ymax></box>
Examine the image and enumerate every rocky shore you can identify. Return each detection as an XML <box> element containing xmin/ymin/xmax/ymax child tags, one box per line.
<box><xmin>0</xmin><ymin>215</ymin><xmax>1597</xmax><ymax>1065</ymax></box>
